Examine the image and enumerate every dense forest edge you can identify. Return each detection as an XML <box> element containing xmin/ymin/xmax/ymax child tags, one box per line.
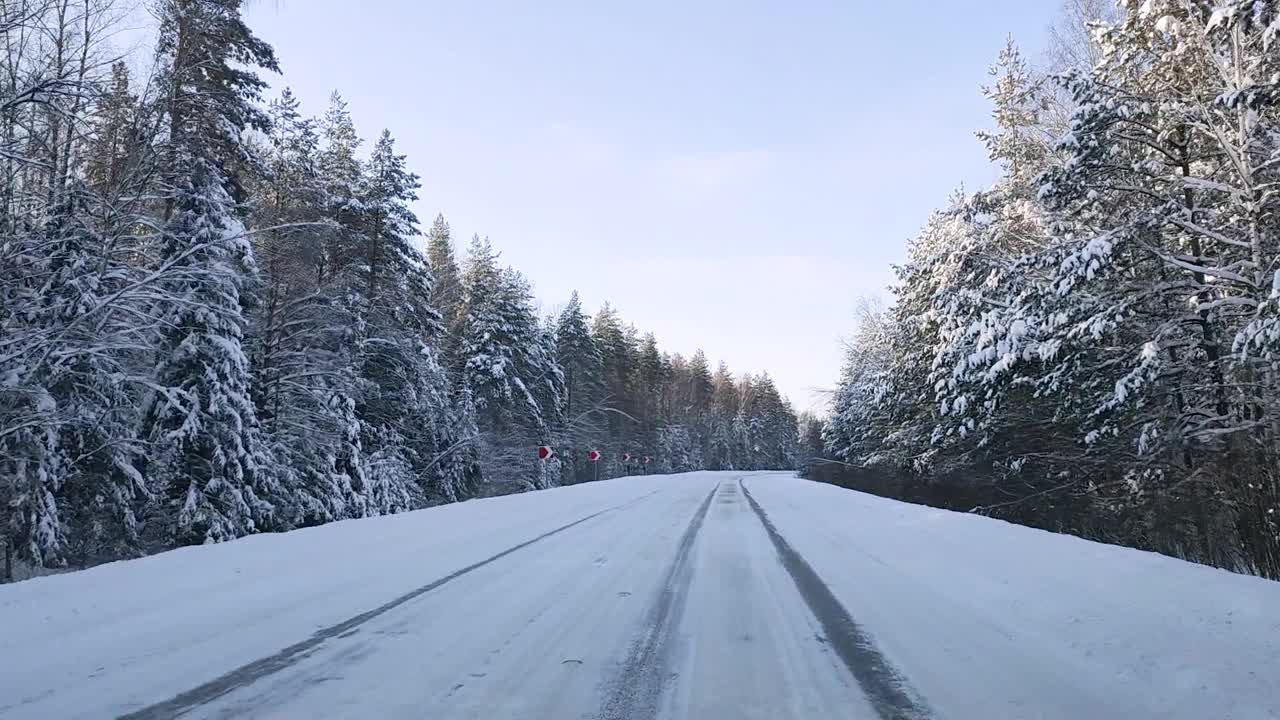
<box><xmin>7</xmin><ymin>0</ymin><xmax>1279</xmax><ymax>587</ymax></box>
<box><xmin>812</xmin><ymin>0</ymin><xmax>1280</xmax><ymax>580</ymax></box>
<box><xmin>0</xmin><ymin>0</ymin><xmax>799</xmax><ymax>581</ymax></box>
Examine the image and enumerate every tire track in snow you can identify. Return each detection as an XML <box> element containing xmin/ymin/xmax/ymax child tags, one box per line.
<box><xmin>597</xmin><ymin>483</ymin><xmax>719</xmax><ymax>720</ymax></box>
<box><xmin>739</xmin><ymin>478</ymin><xmax>933</xmax><ymax>720</ymax></box>
<box><xmin>119</xmin><ymin>489</ymin><xmax>664</xmax><ymax>720</ymax></box>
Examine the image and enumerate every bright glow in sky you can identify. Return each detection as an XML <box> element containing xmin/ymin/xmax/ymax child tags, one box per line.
<box><xmin>240</xmin><ymin>0</ymin><xmax>1062</xmax><ymax>413</ymax></box>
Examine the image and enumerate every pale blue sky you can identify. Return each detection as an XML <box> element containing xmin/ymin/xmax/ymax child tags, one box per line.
<box><xmin>240</xmin><ymin>0</ymin><xmax>1063</xmax><ymax>413</ymax></box>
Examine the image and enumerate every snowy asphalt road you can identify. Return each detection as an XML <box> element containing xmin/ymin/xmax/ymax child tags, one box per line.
<box><xmin>3</xmin><ymin>471</ymin><xmax>1278</xmax><ymax>719</ymax></box>
<box><xmin>129</xmin><ymin>476</ymin><xmax>888</xmax><ymax>720</ymax></box>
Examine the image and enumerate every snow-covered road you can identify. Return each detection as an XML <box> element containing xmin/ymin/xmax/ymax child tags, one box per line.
<box><xmin>2</xmin><ymin>472</ymin><xmax>1277</xmax><ymax>719</ymax></box>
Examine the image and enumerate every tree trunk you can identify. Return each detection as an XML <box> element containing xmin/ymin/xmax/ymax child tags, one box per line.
<box><xmin>1177</xmin><ymin>138</ymin><xmax>1229</xmax><ymax>419</ymax></box>
<box><xmin>3</xmin><ymin>533</ymin><xmax>12</xmax><ymax>583</ymax></box>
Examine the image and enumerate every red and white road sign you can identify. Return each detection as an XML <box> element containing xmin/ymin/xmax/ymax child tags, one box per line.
<box><xmin>642</xmin><ymin>456</ymin><xmax>651</xmax><ymax>464</ymax></box>
<box><xmin>537</xmin><ymin>446</ymin><xmax>554</xmax><ymax>460</ymax></box>
<box><xmin>622</xmin><ymin>453</ymin><xmax>632</xmax><ymax>462</ymax></box>
<box><xmin>588</xmin><ymin>450</ymin><xmax>601</xmax><ymax>462</ymax></box>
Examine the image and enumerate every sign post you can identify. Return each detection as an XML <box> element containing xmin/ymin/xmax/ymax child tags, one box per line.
<box><xmin>536</xmin><ymin>446</ymin><xmax>554</xmax><ymax>487</ymax></box>
<box><xmin>588</xmin><ymin>449</ymin><xmax>601</xmax><ymax>482</ymax></box>
<box><xmin>622</xmin><ymin>453</ymin><xmax>631</xmax><ymax>476</ymax></box>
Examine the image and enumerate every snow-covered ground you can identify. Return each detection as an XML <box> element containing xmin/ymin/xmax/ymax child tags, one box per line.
<box><xmin>745</xmin><ymin>477</ymin><xmax>1280</xmax><ymax>720</ymax></box>
<box><xmin>1</xmin><ymin>472</ymin><xmax>1277</xmax><ymax>719</ymax></box>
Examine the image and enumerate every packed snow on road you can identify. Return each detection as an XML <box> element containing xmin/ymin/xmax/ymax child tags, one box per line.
<box><xmin>2</xmin><ymin>472</ymin><xmax>1277</xmax><ymax>719</ymax></box>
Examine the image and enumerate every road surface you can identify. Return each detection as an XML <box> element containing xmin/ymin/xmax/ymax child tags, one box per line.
<box><xmin>2</xmin><ymin>472</ymin><xmax>1277</xmax><ymax>719</ymax></box>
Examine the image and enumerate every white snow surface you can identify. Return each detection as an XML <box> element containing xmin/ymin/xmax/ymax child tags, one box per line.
<box><xmin>744</xmin><ymin>478</ymin><xmax>1280</xmax><ymax>720</ymax></box>
<box><xmin>1</xmin><ymin>471</ymin><xmax>1277</xmax><ymax>720</ymax></box>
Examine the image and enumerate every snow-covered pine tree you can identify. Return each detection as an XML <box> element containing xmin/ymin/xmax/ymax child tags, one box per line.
<box><xmin>635</xmin><ymin>332</ymin><xmax>668</xmax><ymax>452</ymax></box>
<box><xmin>39</xmin><ymin>188</ymin><xmax>149</xmax><ymax>566</ymax></box>
<box><xmin>591</xmin><ymin>303</ymin><xmax>638</xmax><ymax>471</ymax></box>
<box><xmin>1032</xmin><ymin>1</ymin><xmax>1280</xmax><ymax>571</ymax></box>
<box><xmin>707</xmin><ymin>361</ymin><xmax>739</xmax><ymax>470</ymax></box>
<box><xmin>555</xmin><ymin>291</ymin><xmax>603</xmax><ymax>419</ymax></box>
<box><xmin>742</xmin><ymin>373</ymin><xmax>797</xmax><ymax>470</ymax></box>
<box><xmin>316</xmin><ymin>92</ymin><xmax>364</xmax><ymax>286</ymax></box>
<box><xmin>1</xmin><ymin>221</ymin><xmax>66</xmax><ymax>568</ymax></box>
<box><xmin>525</xmin><ymin>300</ymin><xmax>567</xmax><ymax>488</ymax></box>
<box><xmin>655</xmin><ymin>424</ymin><xmax>699</xmax><ymax>473</ymax></box>
<box><xmin>426</xmin><ymin>214</ymin><xmax>464</xmax><ymax>336</ymax></box>
<box><xmin>141</xmin><ymin>0</ymin><xmax>279</xmax><ymax>546</ymax></box>
<box><xmin>458</xmin><ymin>236</ymin><xmax>562</xmax><ymax>488</ymax></box>
<box><xmin>554</xmin><ymin>290</ymin><xmax>604</xmax><ymax>481</ymax></box>
<box><xmin>796</xmin><ymin>411</ymin><xmax>826</xmax><ymax>471</ymax></box>
<box><xmin>84</xmin><ymin>62</ymin><xmax>143</xmax><ymax>198</ymax></box>
<box><xmin>925</xmin><ymin>42</ymin><xmax>1060</xmax><ymax>465</ymax></box>
<box><xmin>247</xmin><ymin>88</ymin><xmax>370</xmax><ymax>527</ymax></box>
<box><xmin>344</xmin><ymin>129</ymin><xmax>457</xmax><ymax>512</ymax></box>
<box><xmin>660</xmin><ymin>351</ymin><xmax>684</xmax><ymax>420</ymax></box>
<box><xmin>0</xmin><ymin>0</ymin><xmax>145</xmax><ymax>571</ymax></box>
<box><xmin>823</xmin><ymin>301</ymin><xmax>897</xmax><ymax>466</ymax></box>
<box><xmin>823</xmin><ymin>42</ymin><xmax>1092</xmax><ymax>527</ymax></box>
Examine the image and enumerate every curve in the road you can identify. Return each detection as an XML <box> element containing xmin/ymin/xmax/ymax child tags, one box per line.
<box><xmin>597</xmin><ymin>482</ymin><xmax>720</xmax><ymax>720</ymax></box>
<box><xmin>739</xmin><ymin>478</ymin><xmax>933</xmax><ymax>720</ymax></box>
<box><xmin>119</xmin><ymin>489</ymin><xmax>663</xmax><ymax>720</ymax></box>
